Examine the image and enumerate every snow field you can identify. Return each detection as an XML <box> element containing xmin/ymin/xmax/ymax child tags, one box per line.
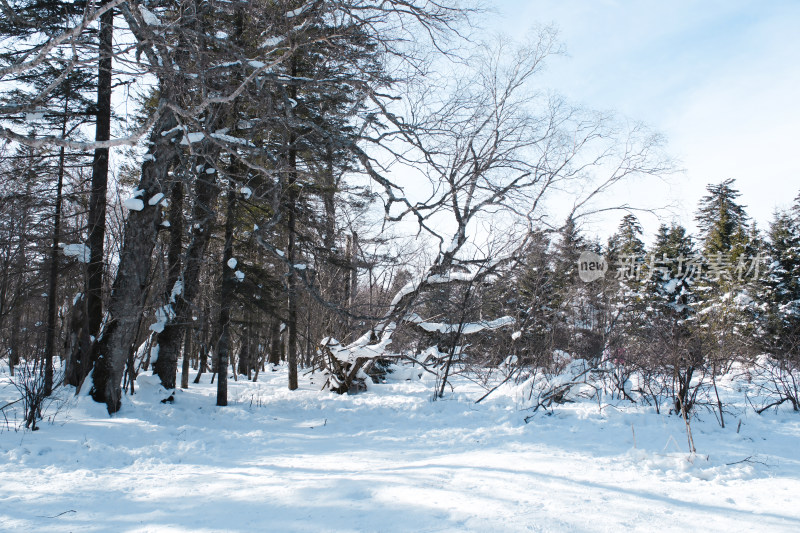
<box><xmin>1</xmin><ymin>364</ymin><xmax>799</xmax><ymax>532</ymax></box>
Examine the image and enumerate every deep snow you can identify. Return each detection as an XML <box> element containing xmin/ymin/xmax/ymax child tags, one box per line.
<box><xmin>1</xmin><ymin>363</ymin><xmax>799</xmax><ymax>532</ymax></box>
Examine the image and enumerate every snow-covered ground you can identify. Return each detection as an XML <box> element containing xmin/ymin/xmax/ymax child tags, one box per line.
<box><xmin>1</xmin><ymin>364</ymin><xmax>799</xmax><ymax>532</ymax></box>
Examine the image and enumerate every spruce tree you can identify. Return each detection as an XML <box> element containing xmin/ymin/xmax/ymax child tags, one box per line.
<box><xmin>695</xmin><ymin>178</ymin><xmax>749</xmax><ymax>258</ymax></box>
<box><xmin>691</xmin><ymin>179</ymin><xmax>758</xmax><ymax>406</ymax></box>
<box><xmin>759</xmin><ymin>196</ymin><xmax>800</xmax><ymax>360</ymax></box>
<box><xmin>550</xmin><ymin>217</ymin><xmax>605</xmax><ymax>361</ymax></box>
<box><xmin>608</xmin><ymin>214</ymin><xmax>646</xmax><ymax>261</ymax></box>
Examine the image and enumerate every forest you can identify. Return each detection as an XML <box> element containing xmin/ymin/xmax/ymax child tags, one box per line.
<box><xmin>1</xmin><ymin>1</ymin><xmax>799</xmax><ymax>530</ymax></box>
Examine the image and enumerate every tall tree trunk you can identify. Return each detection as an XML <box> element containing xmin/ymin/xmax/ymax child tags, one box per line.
<box><xmin>152</xmin><ymin>179</ymin><xmax>183</xmax><ymax>389</ymax></box>
<box><xmin>287</xmin><ymin>179</ymin><xmax>298</xmax><ymax>390</ymax></box>
<box><xmin>86</xmin><ymin>3</ymin><xmax>114</xmax><ymax>346</ymax></box>
<box><xmin>321</xmin><ymin>144</ymin><xmax>342</xmax><ymax>338</ymax></box>
<box><xmin>43</xmin><ymin>102</ymin><xmax>70</xmax><ymax>396</ymax></box>
<box><xmin>268</xmin><ymin>317</ymin><xmax>281</xmax><ymax>366</ymax></box>
<box><xmin>349</xmin><ymin>232</ymin><xmax>359</xmax><ymax>311</ymax></box>
<box><xmin>9</xmin><ymin>296</ymin><xmax>21</xmax><ymax>377</ymax></box>
<box><xmin>215</xmin><ymin>187</ymin><xmax>237</xmax><ymax>406</ymax></box>
<box><xmin>342</xmin><ymin>232</ymin><xmax>358</xmax><ymax>334</ymax></box>
<box><xmin>9</xmin><ymin>213</ymin><xmax>28</xmax><ymax>377</ymax></box>
<box><xmin>193</xmin><ymin>305</ymin><xmax>210</xmax><ymax>383</ymax></box>
<box><xmin>322</xmin><ymin>145</ymin><xmax>336</xmax><ymax>258</ymax></box>
<box><xmin>90</xmin><ymin>110</ymin><xmax>178</xmax><ymax>413</ymax></box>
<box><xmin>154</xmin><ymin>163</ymin><xmax>219</xmax><ymax>389</ymax></box>
<box><xmin>284</xmin><ymin>53</ymin><xmax>300</xmax><ymax>390</ymax></box>
<box><xmin>181</xmin><ymin>326</ymin><xmax>192</xmax><ymax>388</ymax></box>
<box><xmin>343</xmin><ymin>234</ymin><xmax>352</xmax><ymax>316</ymax></box>
<box><xmin>286</xmin><ymin>114</ymin><xmax>300</xmax><ymax>391</ymax></box>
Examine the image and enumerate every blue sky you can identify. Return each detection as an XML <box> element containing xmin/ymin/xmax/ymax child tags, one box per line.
<box><xmin>494</xmin><ymin>0</ymin><xmax>800</xmax><ymax>241</ymax></box>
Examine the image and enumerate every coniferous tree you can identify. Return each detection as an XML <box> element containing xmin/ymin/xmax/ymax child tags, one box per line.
<box><xmin>689</xmin><ymin>180</ymin><xmax>758</xmax><ymax>419</ymax></box>
<box><xmin>84</xmin><ymin>0</ymin><xmax>114</xmax><ymax>368</ymax></box>
<box><xmin>549</xmin><ymin>217</ymin><xmax>603</xmax><ymax>362</ymax></box>
<box><xmin>505</xmin><ymin>230</ymin><xmax>557</xmax><ymax>367</ymax></box>
<box><xmin>759</xmin><ymin>194</ymin><xmax>800</xmax><ymax>361</ymax></box>
<box><xmin>607</xmin><ymin>214</ymin><xmax>646</xmax><ymax>264</ymax></box>
<box><xmin>696</xmin><ymin>178</ymin><xmax>749</xmax><ymax>258</ymax></box>
<box><xmin>1</xmin><ymin>1</ymin><xmax>97</xmax><ymax>390</ymax></box>
<box><xmin>604</xmin><ymin>215</ymin><xmax>649</xmax><ymax>378</ymax></box>
<box><xmin>646</xmin><ymin>223</ymin><xmax>700</xmax><ymax>413</ymax></box>
<box><xmin>0</xmin><ymin>1</ymin><xmax>115</xmax><ymax>388</ymax></box>
<box><xmin>606</xmin><ymin>214</ymin><xmax>647</xmax><ymax>313</ymax></box>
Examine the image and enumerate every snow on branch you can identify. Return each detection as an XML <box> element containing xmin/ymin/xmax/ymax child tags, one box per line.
<box><xmin>0</xmin><ymin>100</ymin><xmax>171</xmax><ymax>150</ymax></box>
<box><xmin>407</xmin><ymin>314</ymin><xmax>515</xmax><ymax>334</ymax></box>
<box><xmin>0</xmin><ymin>0</ymin><xmax>128</xmax><ymax>80</ymax></box>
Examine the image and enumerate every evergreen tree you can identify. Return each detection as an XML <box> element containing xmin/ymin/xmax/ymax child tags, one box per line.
<box><xmin>758</xmin><ymin>196</ymin><xmax>800</xmax><ymax>360</ymax></box>
<box><xmin>695</xmin><ymin>178</ymin><xmax>749</xmax><ymax>258</ymax></box>
<box><xmin>1</xmin><ymin>29</ymin><xmax>96</xmax><ymax>390</ymax></box>
<box><xmin>493</xmin><ymin>230</ymin><xmax>556</xmax><ymax>367</ymax></box>
<box><xmin>652</xmin><ymin>224</ymin><xmax>694</xmax><ymax>273</ymax></box>
<box><xmin>549</xmin><ymin>217</ymin><xmax>605</xmax><ymax>361</ymax></box>
<box><xmin>690</xmin><ymin>180</ymin><xmax>759</xmax><ymax>411</ymax></box>
<box><xmin>606</xmin><ymin>214</ymin><xmax>647</xmax><ymax>292</ymax></box>
<box><xmin>607</xmin><ymin>214</ymin><xmax>646</xmax><ymax>263</ymax></box>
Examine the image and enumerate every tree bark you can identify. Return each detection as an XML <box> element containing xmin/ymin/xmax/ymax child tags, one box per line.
<box><xmin>86</xmin><ymin>3</ymin><xmax>113</xmax><ymax>346</ymax></box>
<box><xmin>153</xmin><ymin>169</ymin><xmax>219</xmax><ymax>390</ymax></box>
<box><xmin>285</xmin><ymin>118</ymin><xmax>300</xmax><ymax>390</ymax></box>
<box><xmin>287</xmin><ymin>182</ymin><xmax>298</xmax><ymax>390</ymax></box>
<box><xmin>181</xmin><ymin>326</ymin><xmax>192</xmax><ymax>389</ymax></box>
<box><xmin>268</xmin><ymin>317</ymin><xmax>281</xmax><ymax>366</ymax></box>
<box><xmin>166</xmin><ymin>181</ymin><xmax>184</xmax><ymax>292</ymax></box>
<box><xmin>321</xmin><ymin>144</ymin><xmax>342</xmax><ymax>335</ymax></box>
<box><xmin>43</xmin><ymin>102</ymin><xmax>69</xmax><ymax>396</ymax></box>
<box><xmin>215</xmin><ymin>187</ymin><xmax>237</xmax><ymax>406</ymax></box>
<box><xmin>193</xmin><ymin>305</ymin><xmax>210</xmax><ymax>383</ymax></box>
<box><xmin>90</xmin><ymin>110</ymin><xmax>178</xmax><ymax>413</ymax></box>
<box><xmin>151</xmin><ymin>180</ymin><xmax>183</xmax><ymax>388</ymax></box>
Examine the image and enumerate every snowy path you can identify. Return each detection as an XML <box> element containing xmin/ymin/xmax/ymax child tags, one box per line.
<box><xmin>2</xmin><ymin>368</ymin><xmax>799</xmax><ymax>532</ymax></box>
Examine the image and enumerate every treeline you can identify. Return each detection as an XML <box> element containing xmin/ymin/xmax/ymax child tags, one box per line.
<box><xmin>365</xmin><ymin>179</ymin><xmax>800</xmax><ymax>427</ymax></box>
<box><xmin>1</xmin><ymin>0</ymin><xmax>466</xmax><ymax>415</ymax></box>
<box><xmin>483</xmin><ymin>180</ymin><xmax>800</xmax><ymax>422</ymax></box>
<box><xmin>15</xmin><ymin>1</ymin><xmax>794</xmax><ymax>430</ymax></box>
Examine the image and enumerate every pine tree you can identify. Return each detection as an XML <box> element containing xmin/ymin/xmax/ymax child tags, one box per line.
<box><xmin>1</xmin><ymin>29</ymin><xmax>96</xmax><ymax>391</ymax></box>
<box><xmin>759</xmin><ymin>195</ymin><xmax>800</xmax><ymax>360</ymax></box>
<box><xmin>548</xmin><ymin>217</ymin><xmax>605</xmax><ymax>362</ymax></box>
<box><xmin>607</xmin><ymin>214</ymin><xmax>646</xmax><ymax>263</ymax></box>
<box><xmin>652</xmin><ymin>224</ymin><xmax>694</xmax><ymax>274</ymax></box>
<box><xmin>642</xmin><ymin>223</ymin><xmax>696</xmax><ymax>318</ymax></box>
<box><xmin>690</xmin><ymin>180</ymin><xmax>759</xmax><ymax>415</ymax></box>
<box><xmin>695</xmin><ymin>178</ymin><xmax>749</xmax><ymax>258</ymax></box>
<box><xmin>493</xmin><ymin>230</ymin><xmax>556</xmax><ymax>367</ymax></box>
<box><xmin>606</xmin><ymin>214</ymin><xmax>647</xmax><ymax>293</ymax></box>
